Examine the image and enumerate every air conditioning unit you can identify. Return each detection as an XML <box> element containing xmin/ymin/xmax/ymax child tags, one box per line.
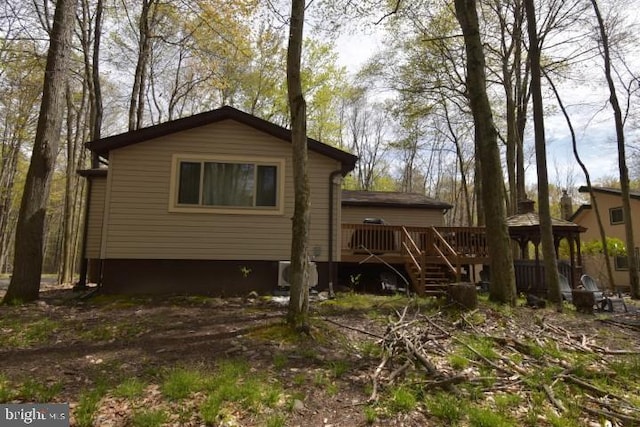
<box><xmin>278</xmin><ymin>261</ymin><xmax>318</xmax><ymax>288</ymax></box>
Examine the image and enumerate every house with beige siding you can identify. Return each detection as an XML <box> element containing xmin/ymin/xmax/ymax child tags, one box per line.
<box><xmin>570</xmin><ymin>186</ymin><xmax>640</xmax><ymax>290</ymax></box>
<box><xmin>79</xmin><ymin>106</ymin><xmax>357</xmax><ymax>295</ymax></box>
<box><xmin>341</xmin><ymin>190</ymin><xmax>452</xmax><ymax>227</ymax></box>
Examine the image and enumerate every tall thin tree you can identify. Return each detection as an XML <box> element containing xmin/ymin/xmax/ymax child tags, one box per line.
<box><xmin>454</xmin><ymin>0</ymin><xmax>516</xmax><ymax>305</ymax></box>
<box><xmin>524</xmin><ymin>0</ymin><xmax>560</xmax><ymax>308</ymax></box>
<box><xmin>544</xmin><ymin>70</ymin><xmax>616</xmax><ymax>292</ymax></box>
<box><xmin>286</xmin><ymin>0</ymin><xmax>311</xmax><ymax>328</ymax></box>
<box><xmin>590</xmin><ymin>0</ymin><xmax>639</xmax><ymax>299</ymax></box>
<box><xmin>3</xmin><ymin>0</ymin><xmax>78</xmax><ymax>303</ymax></box>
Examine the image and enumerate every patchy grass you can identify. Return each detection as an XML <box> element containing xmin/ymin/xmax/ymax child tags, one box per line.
<box><xmin>0</xmin><ymin>317</ymin><xmax>60</xmax><ymax>347</ymax></box>
<box><xmin>425</xmin><ymin>391</ymin><xmax>465</xmax><ymax>424</ymax></box>
<box><xmin>248</xmin><ymin>323</ymin><xmax>305</xmax><ymax>344</ymax></box>
<box><xmin>78</xmin><ymin>322</ymin><xmax>146</xmax><ymax>342</ymax></box>
<box><xmin>468</xmin><ymin>406</ymin><xmax>514</xmax><ymax>427</ymax></box>
<box><xmin>161</xmin><ymin>367</ymin><xmax>202</xmax><ymax>400</ymax></box>
<box><xmin>1</xmin><ymin>290</ymin><xmax>639</xmax><ymax>426</ymax></box>
<box><xmin>386</xmin><ymin>385</ymin><xmax>418</xmax><ymax>414</ymax></box>
<box><xmin>130</xmin><ymin>409</ymin><xmax>169</xmax><ymax>427</ymax></box>
<box><xmin>112</xmin><ymin>378</ymin><xmax>146</xmax><ymax>400</ymax></box>
<box><xmin>318</xmin><ymin>292</ymin><xmax>439</xmax><ymax>316</ymax></box>
<box><xmin>75</xmin><ymin>386</ymin><xmax>108</xmax><ymax>427</ymax></box>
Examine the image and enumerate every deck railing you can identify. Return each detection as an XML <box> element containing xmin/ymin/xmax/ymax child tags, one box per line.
<box><xmin>341</xmin><ymin>224</ymin><xmax>489</xmax><ymax>260</ymax></box>
<box><xmin>431</xmin><ymin>227</ymin><xmax>461</xmax><ymax>281</ymax></box>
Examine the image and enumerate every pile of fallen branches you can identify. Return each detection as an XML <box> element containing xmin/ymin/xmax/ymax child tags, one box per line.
<box><xmin>330</xmin><ymin>305</ymin><xmax>640</xmax><ymax>425</ymax></box>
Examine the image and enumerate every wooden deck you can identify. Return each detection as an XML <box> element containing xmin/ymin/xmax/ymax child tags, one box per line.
<box><xmin>341</xmin><ymin>224</ymin><xmax>490</xmax><ymax>295</ymax></box>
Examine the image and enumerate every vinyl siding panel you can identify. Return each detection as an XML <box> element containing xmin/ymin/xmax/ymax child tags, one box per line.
<box><xmin>341</xmin><ymin>206</ymin><xmax>445</xmax><ymax>227</ymax></box>
<box><xmin>86</xmin><ymin>177</ymin><xmax>106</xmax><ymax>258</ymax></box>
<box><xmin>574</xmin><ymin>192</ymin><xmax>640</xmax><ymax>288</ymax></box>
<box><xmin>103</xmin><ymin>119</ymin><xmax>342</xmax><ymax>261</ymax></box>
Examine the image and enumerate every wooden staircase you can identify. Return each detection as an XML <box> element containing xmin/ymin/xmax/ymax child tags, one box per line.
<box><xmin>405</xmin><ymin>261</ymin><xmax>450</xmax><ymax>296</ymax></box>
<box><xmin>401</xmin><ymin>226</ymin><xmax>462</xmax><ymax>296</ymax></box>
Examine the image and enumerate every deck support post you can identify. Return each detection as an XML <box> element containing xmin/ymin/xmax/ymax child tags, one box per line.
<box><xmin>419</xmin><ymin>251</ymin><xmax>426</xmax><ymax>296</ymax></box>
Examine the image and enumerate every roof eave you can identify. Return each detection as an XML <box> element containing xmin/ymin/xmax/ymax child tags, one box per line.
<box><xmin>85</xmin><ymin>106</ymin><xmax>358</xmax><ymax>171</ymax></box>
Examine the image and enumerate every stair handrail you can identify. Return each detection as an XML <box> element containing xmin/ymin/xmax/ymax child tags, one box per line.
<box><xmin>402</xmin><ymin>241</ymin><xmax>421</xmax><ymax>272</ymax></box>
<box><xmin>401</xmin><ymin>227</ymin><xmax>422</xmax><ymax>270</ymax></box>
<box><xmin>402</xmin><ymin>226</ymin><xmax>422</xmax><ymax>256</ymax></box>
<box><xmin>401</xmin><ymin>226</ymin><xmax>425</xmax><ymax>295</ymax></box>
<box><xmin>431</xmin><ymin>227</ymin><xmax>461</xmax><ymax>281</ymax></box>
<box><xmin>431</xmin><ymin>243</ymin><xmax>456</xmax><ymax>275</ymax></box>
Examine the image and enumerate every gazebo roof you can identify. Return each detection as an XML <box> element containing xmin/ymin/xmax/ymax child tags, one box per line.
<box><xmin>506</xmin><ymin>212</ymin><xmax>586</xmax><ymax>233</ymax></box>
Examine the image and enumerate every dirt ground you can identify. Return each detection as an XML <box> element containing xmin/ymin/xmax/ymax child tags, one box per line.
<box><xmin>1</xmin><ymin>284</ymin><xmax>640</xmax><ymax>426</ymax></box>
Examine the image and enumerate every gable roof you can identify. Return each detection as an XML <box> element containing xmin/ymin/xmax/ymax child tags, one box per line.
<box><xmin>568</xmin><ymin>203</ymin><xmax>592</xmax><ymax>222</ymax></box>
<box><xmin>572</xmin><ymin>186</ymin><xmax>640</xmax><ymax>221</ymax></box>
<box><xmin>506</xmin><ymin>211</ymin><xmax>585</xmax><ymax>231</ymax></box>
<box><xmin>86</xmin><ymin>106</ymin><xmax>358</xmax><ymax>174</ymax></box>
<box><xmin>577</xmin><ymin>186</ymin><xmax>640</xmax><ymax>200</ymax></box>
<box><xmin>341</xmin><ymin>190</ymin><xmax>452</xmax><ymax>210</ymax></box>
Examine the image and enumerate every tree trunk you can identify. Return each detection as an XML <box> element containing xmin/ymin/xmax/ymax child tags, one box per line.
<box><xmin>524</xmin><ymin>0</ymin><xmax>560</xmax><ymax>308</ymax></box>
<box><xmin>590</xmin><ymin>0</ymin><xmax>639</xmax><ymax>299</ymax></box>
<box><xmin>60</xmin><ymin>86</ymin><xmax>79</xmax><ymax>284</ymax></box>
<box><xmin>91</xmin><ymin>0</ymin><xmax>103</xmax><ymax>141</ymax></box>
<box><xmin>544</xmin><ymin>71</ymin><xmax>616</xmax><ymax>292</ymax></box>
<box><xmin>3</xmin><ymin>0</ymin><xmax>77</xmax><ymax>303</ymax></box>
<box><xmin>128</xmin><ymin>0</ymin><xmax>156</xmax><ymax>131</ymax></box>
<box><xmin>77</xmin><ymin>0</ymin><xmax>103</xmax><ymax>289</ymax></box>
<box><xmin>454</xmin><ymin>0</ymin><xmax>516</xmax><ymax>305</ymax></box>
<box><xmin>286</xmin><ymin>0</ymin><xmax>310</xmax><ymax>329</ymax></box>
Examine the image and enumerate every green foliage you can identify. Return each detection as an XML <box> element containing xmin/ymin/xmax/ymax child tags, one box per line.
<box><xmin>197</xmin><ymin>358</ymin><xmax>283</xmax><ymax>421</ymax></box>
<box><xmin>319</xmin><ymin>293</ymin><xmax>437</xmax><ymax>316</ymax></box>
<box><xmin>0</xmin><ymin>318</ymin><xmax>60</xmax><ymax>347</ymax></box>
<box><xmin>463</xmin><ymin>337</ymin><xmax>498</xmax><ymax>361</ymax></box>
<box><xmin>468</xmin><ymin>406</ymin><xmax>513</xmax><ymax>427</ymax></box>
<box><xmin>75</xmin><ymin>386</ymin><xmax>107</xmax><ymax>427</ymax></box>
<box><xmin>0</xmin><ymin>375</ymin><xmax>15</xmax><ymax>403</ymax></box>
<box><xmin>272</xmin><ymin>353</ymin><xmax>288</xmax><ymax>370</ymax></box>
<box><xmin>78</xmin><ymin>322</ymin><xmax>145</xmax><ymax>342</ymax></box>
<box><xmin>248</xmin><ymin>323</ymin><xmax>303</xmax><ymax>344</ymax></box>
<box><xmin>581</xmin><ymin>237</ymin><xmax>626</xmax><ymax>256</ymax></box>
<box><xmin>494</xmin><ymin>393</ymin><xmax>522</xmax><ymax>413</ymax></box>
<box><xmin>448</xmin><ymin>353</ymin><xmax>469</xmax><ymax>370</ymax></box>
<box><xmin>18</xmin><ymin>379</ymin><xmax>62</xmax><ymax>402</ymax></box>
<box><xmin>130</xmin><ymin>409</ymin><xmax>169</xmax><ymax>427</ymax></box>
<box><xmin>265</xmin><ymin>414</ymin><xmax>287</xmax><ymax>427</ymax></box>
<box><xmin>327</xmin><ymin>360</ymin><xmax>350</xmax><ymax>378</ymax></box>
<box><xmin>199</xmin><ymin>394</ymin><xmax>223</xmax><ymax>424</ymax></box>
<box><xmin>426</xmin><ymin>392</ymin><xmax>465</xmax><ymax>424</ymax></box>
<box><xmin>162</xmin><ymin>368</ymin><xmax>202</xmax><ymax>400</ymax></box>
<box><xmin>363</xmin><ymin>406</ymin><xmax>378</xmax><ymax>424</ymax></box>
<box><xmin>387</xmin><ymin>386</ymin><xmax>418</xmax><ymax>413</ymax></box>
<box><xmin>113</xmin><ymin>378</ymin><xmax>146</xmax><ymax>400</ymax></box>
<box><xmin>608</xmin><ymin>356</ymin><xmax>640</xmax><ymax>380</ymax></box>
<box><xmin>325</xmin><ymin>382</ymin><xmax>339</xmax><ymax>397</ymax></box>
<box><xmin>357</xmin><ymin>339</ymin><xmax>382</xmax><ymax>359</ymax></box>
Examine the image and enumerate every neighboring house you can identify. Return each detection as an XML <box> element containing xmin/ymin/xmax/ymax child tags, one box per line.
<box><xmin>79</xmin><ymin>106</ymin><xmax>357</xmax><ymax>295</ymax></box>
<box><xmin>341</xmin><ymin>190</ymin><xmax>452</xmax><ymax>227</ymax></box>
<box><xmin>570</xmin><ymin>186</ymin><xmax>640</xmax><ymax>290</ymax></box>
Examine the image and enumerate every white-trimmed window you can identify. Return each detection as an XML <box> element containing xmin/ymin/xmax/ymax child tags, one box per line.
<box><xmin>614</xmin><ymin>248</ymin><xmax>640</xmax><ymax>271</ymax></box>
<box><xmin>615</xmin><ymin>255</ymin><xmax>628</xmax><ymax>270</ymax></box>
<box><xmin>170</xmin><ymin>155</ymin><xmax>284</xmax><ymax>214</ymax></box>
<box><xmin>610</xmin><ymin>207</ymin><xmax>624</xmax><ymax>225</ymax></box>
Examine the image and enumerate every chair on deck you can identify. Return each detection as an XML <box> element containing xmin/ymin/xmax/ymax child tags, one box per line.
<box><xmin>558</xmin><ymin>274</ymin><xmax>573</xmax><ymax>303</ymax></box>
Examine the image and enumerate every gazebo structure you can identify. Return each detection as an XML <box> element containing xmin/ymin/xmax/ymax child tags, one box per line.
<box><xmin>506</xmin><ymin>199</ymin><xmax>586</xmax><ymax>295</ymax></box>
